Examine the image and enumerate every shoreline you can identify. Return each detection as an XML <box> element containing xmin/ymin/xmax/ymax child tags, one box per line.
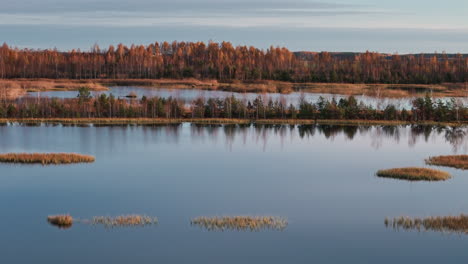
<box><xmin>2</xmin><ymin>78</ymin><xmax>467</xmax><ymax>99</ymax></box>
<box><xmin>0</xmin><ymin>118</ymin><xmax>465</xmax><ymax>127</ymax></box>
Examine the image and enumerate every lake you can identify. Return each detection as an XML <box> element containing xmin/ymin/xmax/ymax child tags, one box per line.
<box><xmin>26</xmin><ymin>86</ymin><xmax>468</xmax><ymax>110</ymax></box>
<box><xmin>0</xmin><ymin>123</ymin><xmax>467</xmax><ymax>263</ymax></box>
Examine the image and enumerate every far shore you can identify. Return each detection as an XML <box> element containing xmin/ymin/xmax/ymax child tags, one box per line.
<box><xmin>1</xmin><ymin>78</ymin><xmax>467</xmax><ymax>99</ymax></box>
<box><xmin>0</xmin><ymin>118</ymin><xmax>465</xmax><ymax>127</ymax></box>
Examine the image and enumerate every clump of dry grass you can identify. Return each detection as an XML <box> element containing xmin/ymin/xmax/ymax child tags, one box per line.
<box><xmin>0</xmin><ymin>153</ymin><xmax>95</xmax><ymax>165</ymax></box>
<box><xmin>191</xmin><ymin>216</ymin><xmax>288</xmax><ymax>231</ymax></box>
<box><xmin>91</xmin><ymin>215</ymin><xmax>158</xmax><ymax>228</ymax></box>
<box><xmin>47</xmin><ymin>215</ymin><xmax>73</xmax><ymax>229</ymax></box>
<box><xmin>386</xmin><ymin>215</ymin><xmax>468</xmax><ymax>234</ymax></box>
<box><xmin>376</xmin><ymin>167</ymin><xmax>451</xmax><ymax>181</ymax></box>
<box><xmin>426</xmin><ymin>155</ymin><xmax>468</xmax><ymax>170</ymax></box>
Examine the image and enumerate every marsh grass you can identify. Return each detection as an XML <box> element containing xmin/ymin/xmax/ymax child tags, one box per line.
<box><xmin>91</xmin><ymin>215</ymin><xmax>158</xmax><ymax>228</ymax></box>
<box><xmin>191</xmin><ymin>216</ymin><xmax>288</xmax><ymax>231</ymax></box>
<box><xmin>47</xmin><ymin>215</ymin><xmax>73</xmax><ymax>229</ymax></box>
<box><xmin>0</xmin><ymin>153</ymin><xmax>95</xmax><ymax>165</ymax></box>
<box><xmin>386</xmin><ymin>215</ymin><xmax>468</xmax><ymax>234</ymax></box>
<box><xmin>426</xmin><ymin>155</ymin><xmax>468</xmax><ymax>170</ymax></box>
<box><xmin>376</xmin><ymin>167</ymin><xmax>451</xmax><ymax>181</ymax></box>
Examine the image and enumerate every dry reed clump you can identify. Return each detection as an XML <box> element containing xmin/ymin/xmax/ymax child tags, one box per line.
<box><xmin>376</xmin><ymin>167</ymin><xmax>451</xmax><ymax>181</ymax></box>
<box><xmin>47</xmin><ymin>215</ymin><xmax>73</xmax><ymax>229</ymax></box>
<box><xmin>386</xmin><ymin>215</ymin><xmax>468</xmax><ymax>234</ymax></box>
<box><xmin>425</xmin><ymin>155</ymin><xmax>468</xmax><ymax>170</ymax></box>
<box><xmin>191</xmin><ymin>216</ymin><xmax>288</xmax><ymax>231</ymax></box>
<box><xmin>0</xmin><ymin>153</ymin><xmax>95</xmax><ymax>165</ymax></box>
<box><xmin>91</xmin><ymin>215</ymin><xmax>158</xmax><ymax>228</ymax></box>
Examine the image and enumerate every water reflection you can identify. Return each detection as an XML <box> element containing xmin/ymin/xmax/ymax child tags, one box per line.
<box><xmin>2</xmin><ymin>123</ymin><xmax>466</xmax><ymax>153</ymax></box>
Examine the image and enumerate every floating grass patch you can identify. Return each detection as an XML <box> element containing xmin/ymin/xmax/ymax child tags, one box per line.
<box><xmin>425</xmin><ymin>155</ymin><xmax>468</xmax><ymax>170</ymax></box>
<box><xmin>191</xmin><ymin>216</ymin><xmax>287</xmax><ymax>231</ymax></box>
<box><xmin>376</xmin><ymin>167</ymin><xmax>451</xmax><ymax>181</ymax></box>
<box><xmin>0</xmin><ymin>153</ymin><xmax>95</xmax><ymax>165</ymax></box>
<box><xmin>47</xmin><ymin>215</ymin><xmax>73</xmax><ymax>229</ymax></box>
<box><xmin>91</xmin><ymin>215</ymin><xmax>158</xmax><ymax>228</ymax></box>
<box><xmin>386</xmin><ymin>215</ymin><xmax>468</xmax><ymax>234</ymax></box>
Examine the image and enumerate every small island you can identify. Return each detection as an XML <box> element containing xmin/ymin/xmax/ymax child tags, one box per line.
<box><xmin>386</xmin><ymin>215</ymin><xmax>468</xmax><ymax>234</ymax></box>
<box><xmin>376</xmin><ymin>167</ymin><xmax>451</xmax><ymax>181</ymax></box>
<box><xmin>191</xmin><ymin>216</ymin><xmax>287</xmax><ymax>231</ymax></box>
<box><xmin>47</xmin><ymin>215</ymin><xmax>73</xmax><ymax>229</ymax></box>
<box><xmin>426</xmin><ymin>155</ymin><xmax>468</xmax><ymax>170</ymax></box>
<box><xmin>0</xmin><ymin>153</ymin><xmax>95</xmax><ymax>165</ymax></box>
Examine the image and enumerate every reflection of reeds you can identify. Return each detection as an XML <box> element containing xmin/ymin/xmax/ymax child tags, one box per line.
<box><xmin>376</xmin><ymin>167</ymin><xmax>451</xmax><ymax>181</ymax></box>
<box><xmin>386</xmin><ymin>215</ymin><xmax>468</xmax><ymax>234</ymax></box>
<box><xmin>0</xmin><ymin>153</ymin><xmax>95</xmax><ymax>165</ymax></box>
<box><xmin>191</xmin><ymin>216</ymin><xmax>287</xmax><ymax>231</ymax></box>
<box><xmin>91</xmin><ymin>215</ymin><xmax>158</xmax><ymax>228</ymax></box>
<box><xmin>426</xmin><ymin>155</ymin><xmax>468</xmax><ymax>170</ymax></box>
<box><xmin>47</xmin><ymin>215</ymin><xmax>73</xmax><ymax>229</ymax></box>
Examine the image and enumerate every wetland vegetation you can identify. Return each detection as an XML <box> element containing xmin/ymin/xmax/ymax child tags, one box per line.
<box><xmin>0</xmin><ymin>153</ymin><xmax>95</xmax><ymax>165</ymax></box>
<box><xmin>426</xmin><ymin>155</ymin><xmax>468</xmax><ymax>170</ymax></box>
<box><xmin>191</xmin><ymin>216</ymin><xmax>288</xmax><ymax>231</ymax></box>
<box><xmin>47</xmin><ymin>215</ymin><xmax>73</xmax><ymax>229</ymax></box>
<box><xmin>386</xmin><ymin>215</ymin><xmax>468</xmax><ymax>235</ymax></box>
<box><xmin>376</xmin><ymin>167</ymin><xmax>452</xmax><ymax>181</ymax></box>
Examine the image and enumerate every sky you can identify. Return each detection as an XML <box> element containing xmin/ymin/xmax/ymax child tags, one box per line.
<box><xmin>1</xmin><ymin>0</ymin><xmax>468</xmax><ymax>53</ymax></box>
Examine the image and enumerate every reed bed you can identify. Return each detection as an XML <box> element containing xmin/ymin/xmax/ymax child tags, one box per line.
<box><xmin>386</xmin><ymin>215</ymin><xmax>468</xmax><ymax>234</ymax></box>
<box><xmin>0</xmin><ymin>153</ymin><xmax>95</xmax><ymax>165</ymax></box>
<box><xmin>47</xmin><ymin>215</ymin><xmax>73</xmax><ymax>229</ymax></box>
<box><xmin>376</xmin><ymin>167</ymin><xmax>451</xmax><ymax>181</ymax></box>
<box><xmin>91</xmin><ymin>215</ymin><xmax>158</xmax><ymax>228</ymax></box>
<box><xmin>426</xmin><ymin>155</ymin><xmax>468</xmax><ymax>170</ymax></box>
<box><xmin>191</xmin><ymin>216</ymin><xmax>288</xmax><ymax>231</ymax></box>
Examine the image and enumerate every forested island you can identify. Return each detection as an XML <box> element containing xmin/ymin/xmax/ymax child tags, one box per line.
<box><xmin>1</xmin><ymin>88</ymin><xmax>466</xmax><ymax>125</ymax></box>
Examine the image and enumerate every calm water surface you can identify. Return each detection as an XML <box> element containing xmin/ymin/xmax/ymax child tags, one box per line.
<box><xmin>0</xmin><ymin>124</ymin><xmax>467</xmax><ymax>263</ymax></box>
<box><xmin>27</xmin><ymin>86</ymin><xmax>468</xmax><ymax>109</ymax></box>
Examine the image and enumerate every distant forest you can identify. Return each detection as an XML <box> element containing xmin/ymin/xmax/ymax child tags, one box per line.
<box><xmin>0</xmin><ymin>41</ymin><xmax>467</xmax><ymax>84</ymax></box>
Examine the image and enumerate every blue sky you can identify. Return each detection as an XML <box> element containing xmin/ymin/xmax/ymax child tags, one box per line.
<box><xmin>1</xmin><ymin>0</ymin><xmax>467</xmax><ymax>53</ymax></box>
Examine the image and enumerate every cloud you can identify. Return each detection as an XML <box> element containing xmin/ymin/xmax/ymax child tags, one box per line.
<box><xmin>0</xmin><ymin>10</ymin><xmax>464</xmax><ymax>31</ymax></box>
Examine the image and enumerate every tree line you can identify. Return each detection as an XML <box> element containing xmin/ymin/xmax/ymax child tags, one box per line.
<box><xmin>0</xmin><ymin>42</ymin><xmax>467</xmax><ymax>84</ymax></box>
<box><xmin>2</xmin><ymin>89</ymin><xmax>466</xmax><ymax>122</ymax></box>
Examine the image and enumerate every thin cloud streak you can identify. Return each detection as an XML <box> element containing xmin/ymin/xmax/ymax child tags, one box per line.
<box><xmin>0</xmin><ymin>11</ymin><xmax>466</xmax><ymax>31</ymax></box>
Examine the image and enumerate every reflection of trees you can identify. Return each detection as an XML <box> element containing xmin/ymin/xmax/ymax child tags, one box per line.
<box><xmin>408</xmin><ymin>125</ymin><xmax>434</xmax><ymax>147</ymax></box>
<box><xmin>444</xmin><ymin>127</ymin><xmax>467</xmax><ymax>153</ymax></box>
<box><xmin>297</xmin><ymin>125</ymin><xmax>316</xmax><ymax>139</ymax></box>
<box><xmin>159</xmin><ymin>123</ymin><xmax>467</xmax><ymax>151</ymax></box>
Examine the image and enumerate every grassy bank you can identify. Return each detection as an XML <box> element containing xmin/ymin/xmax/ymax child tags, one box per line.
<box><xmin>0</xmin><ymin>118</ymin><xmax>465</xmax><ymax>127</ymax></box>
<box><xmin>376</xmin><ymin>167</ymin><xmax>451</xmax><ymax>181</ymax></box>
<box><xmin>0</xmin><ymin>153</ymin><xmax>95</xmax><ymax>165</ymax></box>
<box><xmin>426</xmin><ymin>155</ymin><xmax>468</xmax><ymax>170</ymax></box>
<box><xmin>3</xmin><ymin>79</ymin><xmax>468</xmax><ymax>98</ymax></box>
<box><xmin>0</xmin><ymin>79</ymin><xmax>108</xmax><ymax>99</ymax></box>
<box><xmin>297</xmin><ymin>82</ymin><xmax>468</xmax><ymax>98</ymax></box>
